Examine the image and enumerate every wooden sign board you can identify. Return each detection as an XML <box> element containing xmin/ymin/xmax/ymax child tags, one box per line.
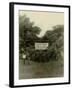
<box><xmin>35</xmin><ymin>43</ymin><xmax>48</xmax><ymax>50</ymax></box>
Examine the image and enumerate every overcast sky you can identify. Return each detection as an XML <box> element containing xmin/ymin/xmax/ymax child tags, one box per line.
<box><xmin>19</xmin><ymin>10</ymin><xmax>64</xmax><ymax>37</ymax></box>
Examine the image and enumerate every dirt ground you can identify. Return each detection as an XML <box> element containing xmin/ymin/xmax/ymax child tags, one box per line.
<box><xmin>19</xmin><ymin>59</ymin><xmax>64</xmax><ymax>79</ymax></box>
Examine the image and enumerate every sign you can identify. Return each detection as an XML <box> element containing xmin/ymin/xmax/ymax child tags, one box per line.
<box><xmin>35</xmin><ymin>43</ymin><xmax>48</xmax><ymax>50</ymax></box>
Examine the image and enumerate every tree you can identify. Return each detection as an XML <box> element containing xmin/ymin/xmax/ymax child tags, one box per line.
<box><xmin>19</xmin><ymin>15</ymin><xmax>41</xmax><ymax>59</ymax></box>
<box><xmin>42</xmin><ymin>25</ymin><xmax>64</xmax><ymax>61</ymax></box>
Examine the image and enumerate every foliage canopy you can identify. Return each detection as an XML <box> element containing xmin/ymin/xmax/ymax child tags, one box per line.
<box><xmin>19</xmin><ymin>15</ymin><xmax>64</xmax><ymax>62</ymax></box>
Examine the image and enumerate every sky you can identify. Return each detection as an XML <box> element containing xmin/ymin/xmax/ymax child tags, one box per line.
<box><xmin>19</xmin><ymin>10</ymin><xmax>64</xmax><ymax>37</ymax></box>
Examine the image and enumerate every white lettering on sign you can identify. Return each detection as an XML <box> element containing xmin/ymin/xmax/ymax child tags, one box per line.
<box><xmin>35</xmin><ymin>43</ymin><xmax>48</xmax><ymax>50</ymax></box>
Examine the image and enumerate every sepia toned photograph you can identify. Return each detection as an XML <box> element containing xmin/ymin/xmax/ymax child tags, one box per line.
<box><xmin>9</xmin><ymin>2</ymin><xmax>70</xmax><ymax>87</ymax></box>
<box><xmin>19</xmin><ymin>10</ymin><xmax>64</xmax><ymax>79</ymax></box>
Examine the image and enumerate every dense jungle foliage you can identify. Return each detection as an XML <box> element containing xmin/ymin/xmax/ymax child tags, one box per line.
<box><xmin>19</xmin><ymin>15</ymin><xmax>64</xmax><ymax>62</ymax></box>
